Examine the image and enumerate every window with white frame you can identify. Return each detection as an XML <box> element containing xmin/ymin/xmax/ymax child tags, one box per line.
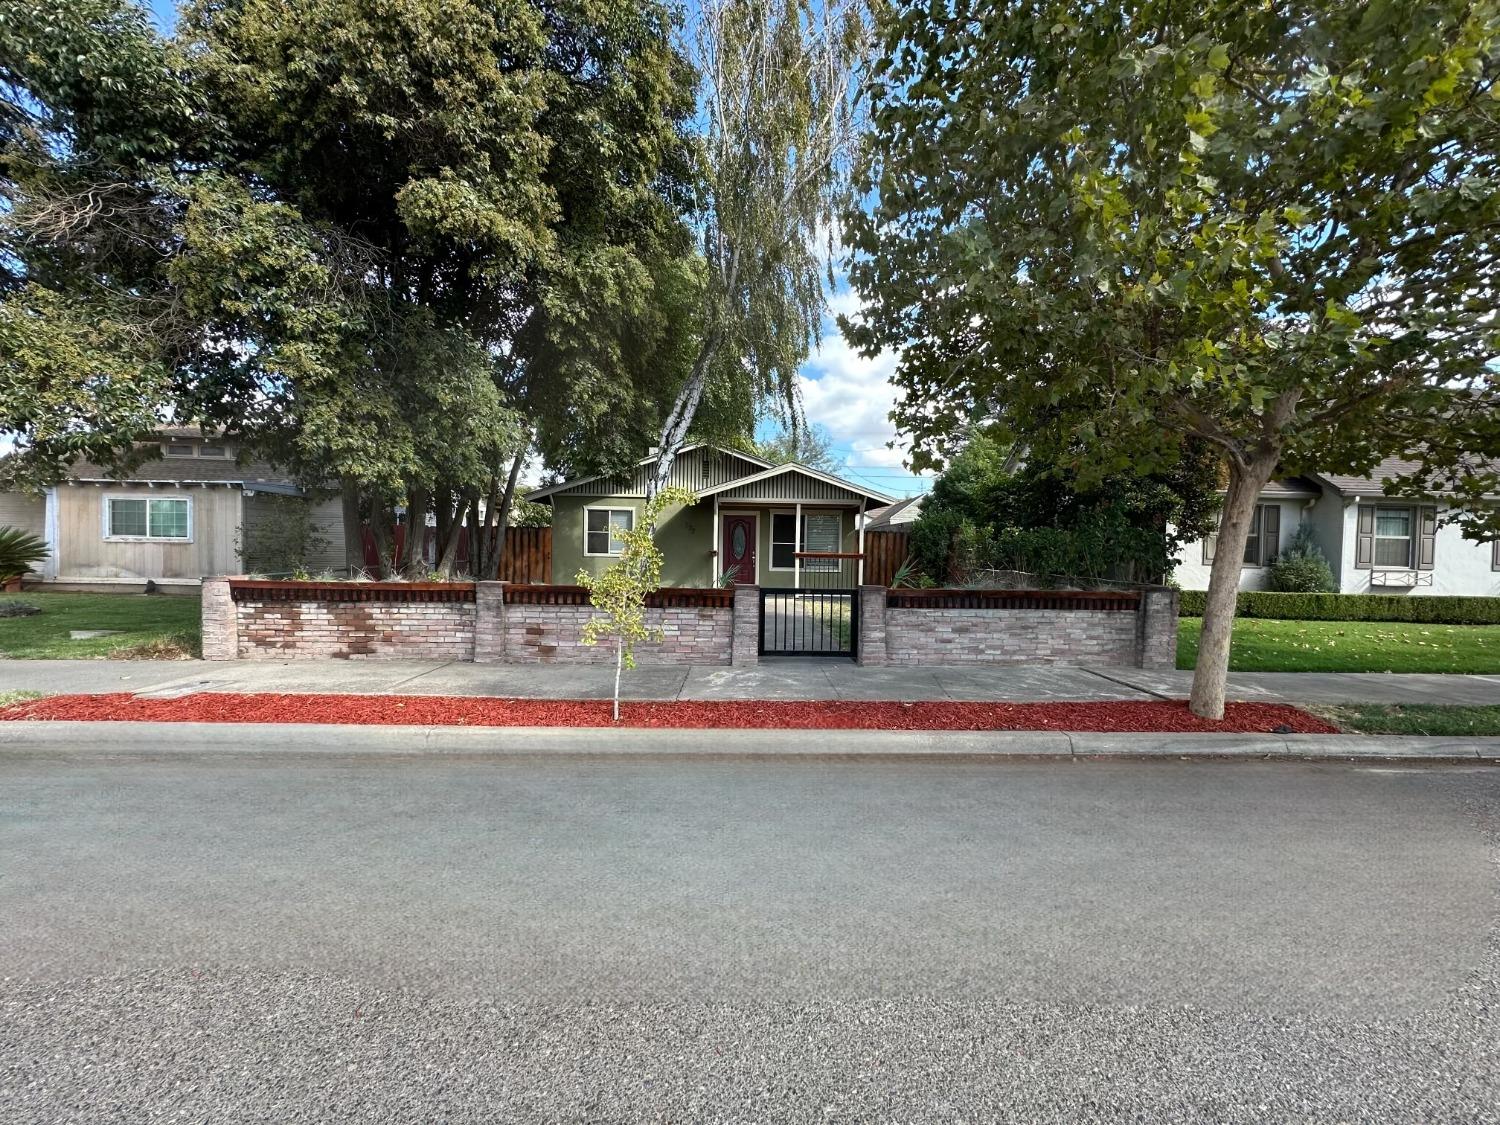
<box><xmin>106</xmin><ymin>497</ymin><xmax>190</xmax><ymax>540</ymax></box>
<box><xmin>770</xmin><ymin>511</ymin><xmax>841</xmax><ymax>570</ymax></box>
<box><xmin>1373</xmin><ymin>506</ymin><xmax>1414</xmax><ymax>567</ymax></box>
<box><xmin>162</xmin><ymin>442</ymin><xmax>196</xmax><ymax>457</ymax></box>
<box><xmin>584</xmin><ymin>507</ymin><xmax>633</xmax><ymax>556</ymax></box>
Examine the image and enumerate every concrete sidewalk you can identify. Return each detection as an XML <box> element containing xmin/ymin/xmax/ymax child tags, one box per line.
<box><xmin>3</xmin><ymin>657</ymin><xmax>1500</xmax><ymax>705</ymax></box>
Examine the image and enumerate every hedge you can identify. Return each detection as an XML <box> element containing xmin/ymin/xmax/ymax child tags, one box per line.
<box><xmin>1177</xmin><ymin>589</ymin><xmax>1500</xmax><ymax>625</ymax></box>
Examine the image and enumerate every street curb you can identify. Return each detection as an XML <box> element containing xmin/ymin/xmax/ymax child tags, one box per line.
<box><xmin>1</xmin><ymin>721</ymin><xmax>1498</xmax><ymax>761</ymax></box>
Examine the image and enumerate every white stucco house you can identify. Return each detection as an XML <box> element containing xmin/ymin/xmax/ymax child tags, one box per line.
<box><xmin>1173</xmin><ymin>457</ymin><xmax>1500</xmax><ymax>597</ymax></box>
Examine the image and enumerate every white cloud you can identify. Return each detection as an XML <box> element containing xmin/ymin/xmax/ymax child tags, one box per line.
<box><xmin>796</xmin><ymin>285</ymin><xmax>933</xmax><ymax>493</ymax></box>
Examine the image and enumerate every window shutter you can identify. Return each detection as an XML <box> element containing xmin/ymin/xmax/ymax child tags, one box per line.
<box><xmin>1202</xmin><ymin>534</ymin><xmax>1215</xmax><ymax>565</ymax></box>
<box><xmin>1417</xmin><ymin>506</ymin><xmax>1437</xmax><ymax>571</ymax></box>
<box><xmin>1493</xmin><ymin>538</ymin><xmax>1500</xmax><ymax>572</ymax></box>
<box><xmin>1354</xmin><ymin>505</ymin><xmax>1374</xmax><ymax>569</ymax></box>
<box><xmin>1261</xmin><ymin>505</ymin><xmax>1280</xmax><ymax>565</ymax></box>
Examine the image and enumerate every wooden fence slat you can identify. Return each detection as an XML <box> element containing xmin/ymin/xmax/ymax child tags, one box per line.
<box><xmin>864</xmin><ymin>529</ymin><xmax>910</xmax><ymax>587</ymax></box>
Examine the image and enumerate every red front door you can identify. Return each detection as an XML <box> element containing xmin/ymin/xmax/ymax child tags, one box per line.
<box><xmin>721</xmin><ymin>514</ymin><xmax>757</xmax><ymax>584</ymax></box>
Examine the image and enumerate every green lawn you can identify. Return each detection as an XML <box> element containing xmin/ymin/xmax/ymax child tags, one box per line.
<box><xmin>1177</xmin><ymin>616</ymin><xmax>1500</xmax><ymax>674</ymax></box>
<box><xmin>1318</xmin><ymin>704</ymin><xmax>1500</xmax><ymax>737</ymax></box>
<box><xmin>0</xmin><ymin>593</ymin><xmax>201</xmax><ymax>659</ymax></box>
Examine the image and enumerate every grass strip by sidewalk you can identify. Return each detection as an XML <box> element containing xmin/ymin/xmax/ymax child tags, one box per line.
<box><xmin>1177</xmin><ymin>617</ymin><xmax>1500</xmax><ymax>673</ymax></box>
<box><xmin>0</xmin><ymin>593</ymin><xmax>200</xmax><ymax>659</ymax></box>
<box><xmin>1316</xmin><ymin>704</ymin><xmax>1500</xmax><ymax>737</ymax></box>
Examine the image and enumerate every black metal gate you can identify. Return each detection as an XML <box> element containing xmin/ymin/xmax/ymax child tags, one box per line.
<box><xmin>759</xmin><ymin>587</ymin><xmax>857</xmax><ymax>658</ymax></box>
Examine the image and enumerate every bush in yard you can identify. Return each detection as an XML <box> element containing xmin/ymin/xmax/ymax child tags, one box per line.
<box><xmin>1267</xmin><ymin>525</ymin><xmax>1336</xmax><ymax>594</ymax></box>
<box><xmin>236</xmin><ymin>497</ymin><xmax>330</xmax><ymax>576</ymax></box>
<box><xmin>1179</xmin><ymin>590</ymin><xmax>1500</xmax><ymax>626</ymax></box>
<box><xmin>0</xmin><ymin>526</ymin><xmax>49</xmax><ymax>581</ymax></box>
<box><xmin>578</xmin><ymin>487</ymin><xmax>696</xmax><ymax>722</ymax></box>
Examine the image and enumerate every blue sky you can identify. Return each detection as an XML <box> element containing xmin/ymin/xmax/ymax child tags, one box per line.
<box><xmin>143</xmin><ymin>0</ymin><xmax>928</xmax><ymax>497</ymax></box>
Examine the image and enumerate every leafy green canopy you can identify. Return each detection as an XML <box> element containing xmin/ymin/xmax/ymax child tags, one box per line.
<box><xmin>845</xmin><ymin>0</ymin><xmax>1500</xmax><ymax>507</ymax></box>
<box><xmin>846</xmin><ymin>0</ymin><xmax>1500</xmax><ymax>716</ymax></box>
<box><xmin>907</xmin><ymin>431</ymin><xmax>1220</xmax><ymax>584</ymax></box>
<box><xmin>0</xmin><ymin>0</ymin><xmax>198</xmax><ymax>486</ymax></box>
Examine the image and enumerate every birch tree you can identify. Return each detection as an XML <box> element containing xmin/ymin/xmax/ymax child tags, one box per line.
<box><xmin>648</xmin><ymin>0</ymin><xmax>871</xmax><ymax>501</ymax></box>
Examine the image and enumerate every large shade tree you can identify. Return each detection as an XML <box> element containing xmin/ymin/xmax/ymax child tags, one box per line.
<box><xmin>846</xmin><ymin>0</ymin><xmax>1500</xmax><ymax>718</ymax></box>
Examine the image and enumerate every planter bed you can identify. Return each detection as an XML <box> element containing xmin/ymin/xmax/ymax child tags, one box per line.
<box><xmin>0</xmin><ymin>692</ymin><xmax>1338</xmax><ymax>733</ymax></box>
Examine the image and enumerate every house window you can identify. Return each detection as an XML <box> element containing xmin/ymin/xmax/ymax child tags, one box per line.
<box><xmin>1373</xmin><ymin>507</ymin><xmax>1413</xmax><ymax>568</ymax></box>
<box><xmin>770</xmin><ymin>511</ymin><xmax>842</xmax><ymax>570</ymax></box>
<box><xmin>106</xmin><ymin>497</ymin><xmax>191</xmax><ymax>540</ymax></box>
<box><xmin>584</xmin><ymin>507</ymin><xmax>633</xmax><ymax>556</ymax></box>
<box><xmin>162</xmin><ymin>442</ymin><xmax>196</xmax><ymax>457</ymax></box>
<box><xmin>197</xmin><ymin>443</ymin><xmax>228</xmax><ymax>458</ymax></box>
<box><xmin>1201</xmin><ymin>503</ymin><xmax>1280</xmax><ymax>567</ymax></box>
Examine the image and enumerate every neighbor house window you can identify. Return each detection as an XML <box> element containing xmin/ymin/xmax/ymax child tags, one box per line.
<box><xmin>770</xmin><ymin>511</ymin><xmax>842</xmax><ymax>570</ymax></box>
<box><xmin>1201</xmin><ymin>503</ymin><xmax>1280</xmax><ymax>567</ymax></box>
<box><xmin>196</xmin><ymin>443</ymin><xmax>228</xmax><ymax>458</ymax></box>
<box><xmin>106</xmin><ymin>497</ymin><xmax>190</xmax><ymax>540</ymax></box>
<box><xmin>584</xmin><ymin>507</ymin><xmax>633</xmax><ymax>556</ymax></box>
<box><xmin>1373</xmin><ymin>506</ymin><xmax>1414</xmax><ymax>567</ymax></box>
<box><xmin>162</xmin><ymin>442</ymin><xmax>196</xmax><ymax>457</ymax></box>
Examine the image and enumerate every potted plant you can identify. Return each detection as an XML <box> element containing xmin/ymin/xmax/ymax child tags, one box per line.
<box><xmin>0</xmin><ymin>527</ymin><xmax>49</xmax><ymax>593</ymax></box>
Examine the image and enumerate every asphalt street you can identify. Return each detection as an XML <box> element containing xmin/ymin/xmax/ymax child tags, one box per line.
<box><xmin>2</xmin><ymin>744</ymin><xmax>1498</xmax><ymax>1121</ymax></box>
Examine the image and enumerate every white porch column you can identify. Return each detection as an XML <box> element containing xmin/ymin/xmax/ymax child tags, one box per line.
<box><xmin>712</xmin><ymin>494</ymin><xmax>720</xmax><ymax>585</ymax></box>
<box><xmin>794</xmin><ymin>501</ymin><xmax>802</xmax><ymax>588</ymax></box>
<box><xmin>857</xmin><ymin>502</ymin><xmax>866</xmax><ymax>586</ymax></box>
<box><xmin>42</xmin><ymin>486</ymin><xmax>59</xmax><ymax>579</ymax></box>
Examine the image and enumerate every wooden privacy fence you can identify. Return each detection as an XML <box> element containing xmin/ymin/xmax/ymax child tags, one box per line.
<box><xmin>359</xmin><ymin>523</ymin><xmax>552</xmax><ymax>583</ymax></box>
<box><xmin>863</xmin><ymin>530</ymin><xmax>910</xmax><ymax>587</ymax></box>
<box><xmin>491</xmin><ymin>525</ymin><xmax>552</xmax><ymax>584</ymax></box>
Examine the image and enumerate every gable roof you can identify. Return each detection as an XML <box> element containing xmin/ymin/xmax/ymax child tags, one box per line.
<box><xmin>863</xmin><ymin>494</ymin><xmax>925</xmax><ymax>529</ymax></box>
<box><xmin>1309</xmin><ymin>456</ymin><xmax>1500</xmax><ymax>499</ymax></box>
<box><xmin>526</xmin><ymin>444</ymin><xmax>776</xmax><ymax>500</ymax></box>
<box><xmin>60</xmin><ymin>426</ymin><xmax>295</xmax><ymax>487</ymax></box>
<box><xmin>694</xmin><ymin>461</ymin><xmax>892</xmax><ymax>506</ymax></box>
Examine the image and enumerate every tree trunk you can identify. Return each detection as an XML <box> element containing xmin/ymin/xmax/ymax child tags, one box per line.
<box><xmin>613</xmin><ymin>637</ymin><xmax>623</xmax><ymax>723</ymax></box>
<box><xmin>1189</xmin><ymin>454</ymin><xmax>1279</xmax><ymax>720</ymax></box>
<box><xmin>433</xmin><ymin>493</ymin><xmax>469</xmax><ymax>578</ymax></box>
<box><xmin>339</xmin><ymin>476</ymin><xmax>364</xmax><ymax>575</ymax></box>
<box><xmin>404</xmin><ymin>488</ymin><xmax>429</xmax><ymax>576</ymax></box>
<box><xmin>648</xmin><ymin>329</ymin><xmax>721</xmax><ymax>507</ymax></box>
<box><xmin>368</xmin><ymin>500</ymin><xmax>396</xmax><ymax>579</ymax></box>
<box><xmin>486</xmin><ymin>448</ymin><xmax>525</xmax><ymax>581</ymax></box>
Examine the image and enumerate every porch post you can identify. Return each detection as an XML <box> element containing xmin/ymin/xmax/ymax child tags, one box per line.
<box><xmin>856</xmin><ymin>502</ymin><xmax>866</xmax><ymax>586</ymax></box>
<box><xmin>794</xmin><ymin>501</ymin><xmax>802</xmax><ymax>588</ymax></box>
<box><xmin>712</xmin><ymin>494</ymin><xmax>720</xmax><ymax>586</ymax></box>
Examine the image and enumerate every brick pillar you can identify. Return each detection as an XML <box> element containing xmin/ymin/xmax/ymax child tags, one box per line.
<box><xmin>1136</xmin><ymin>586</ymin><xmax>1180</xmax><ymax>669</ymax></box>
<box><xmin>856</xmin><ymin>584</ymin><xmax>888</xmax><ymax>666</ymax></box>
<box><xmin>474</xmin><ymin>581</ymin><xmax>507</xmax><ymax>663</ymax></box>
<box><xmin>200</xmin><ymin>576</ymin><xmax>236</xmax><ymax>661</ymax></box>
<box><xmin>731</xmin><ymin>584</ymin><xmax>759</xmax><ymax>667</ymax></box>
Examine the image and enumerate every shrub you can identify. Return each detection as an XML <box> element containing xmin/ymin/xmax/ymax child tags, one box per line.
<box><xmin>1178</xmin><ymin>589</ymin><xmax>1500</xmax><ymax>625</ymax></box>
<box><xmin>236</xmin><ymin>497</ymin><xmax>330</xmax><ymax>575</ymax></box>
<box><xmin>0</xmin><ymin>526</ymin><xmax>49</xmax><ymax>580</ymax></box>
<box><xmin>1267</xmin><ymin>525</ymin><xmax>1336</xmax><ymax>593</ymax></box>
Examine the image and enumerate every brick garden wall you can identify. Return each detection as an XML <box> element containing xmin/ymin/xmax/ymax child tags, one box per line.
<box><xmin>856</xmin><ymin>586</ymin><xmax>1178</xmax><ymax>670</ymax></box>
<box><xmin>203</xmin><ymin>579</ymin><xmax>1177</xmax><ymax>669</ymax></box>
<box><xmin>203</xmin><ymin>578</ymin><xmax>738</xmax><ymax>665</ymax></box>
<box><xmin>882</xmin><ymin>606</ymin><xmax>1138</xmax><ymax>665</ymax></box>
<box><xmin>501</xmin><ymin>602</ymin><xmax>733</xmax><ymax>665</ymax></box>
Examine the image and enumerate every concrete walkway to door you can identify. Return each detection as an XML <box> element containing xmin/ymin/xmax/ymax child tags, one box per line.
<box><xmin>3</xmin><ymin>658</ymin><xmax>1500</xmax><ymax>707</ymax></box>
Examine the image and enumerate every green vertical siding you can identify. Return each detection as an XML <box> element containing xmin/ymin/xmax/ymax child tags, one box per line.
<box><xmin>550</xmin><ymin>498</ymin><xmax>863</xmax><ymax>588</ymax></box>
<box><xmin>551</xmin><ymin>494</ymin><xmax>715</xmax><ymax>587</ymax></box>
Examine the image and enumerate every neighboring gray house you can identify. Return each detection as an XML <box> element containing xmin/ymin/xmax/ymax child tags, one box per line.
<box><xmin>862</xmin><ymin>494</ymin><xmax>925</xmax><ymax>531</ymax></box>
<box><xmin>0</xmin><ymin>428</ymin><xmax>344</xmax><ymax>593</ymax></box>
<box><xmin>1173</xmin><ymin>458</ymin><xmax>1500</xmax><ymax>596</ymax></box>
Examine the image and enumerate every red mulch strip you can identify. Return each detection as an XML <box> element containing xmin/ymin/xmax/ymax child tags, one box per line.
<box><xmin>0</xmin><ymin>692</ymin><xmax>1340</xmax><ymax>734</ymax></box>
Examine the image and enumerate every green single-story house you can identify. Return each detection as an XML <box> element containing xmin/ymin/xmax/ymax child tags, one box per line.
<box><xmin>527</xmin><ymin>444</ymin><xmax>892</xmax><ymax>587</ymax></box>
